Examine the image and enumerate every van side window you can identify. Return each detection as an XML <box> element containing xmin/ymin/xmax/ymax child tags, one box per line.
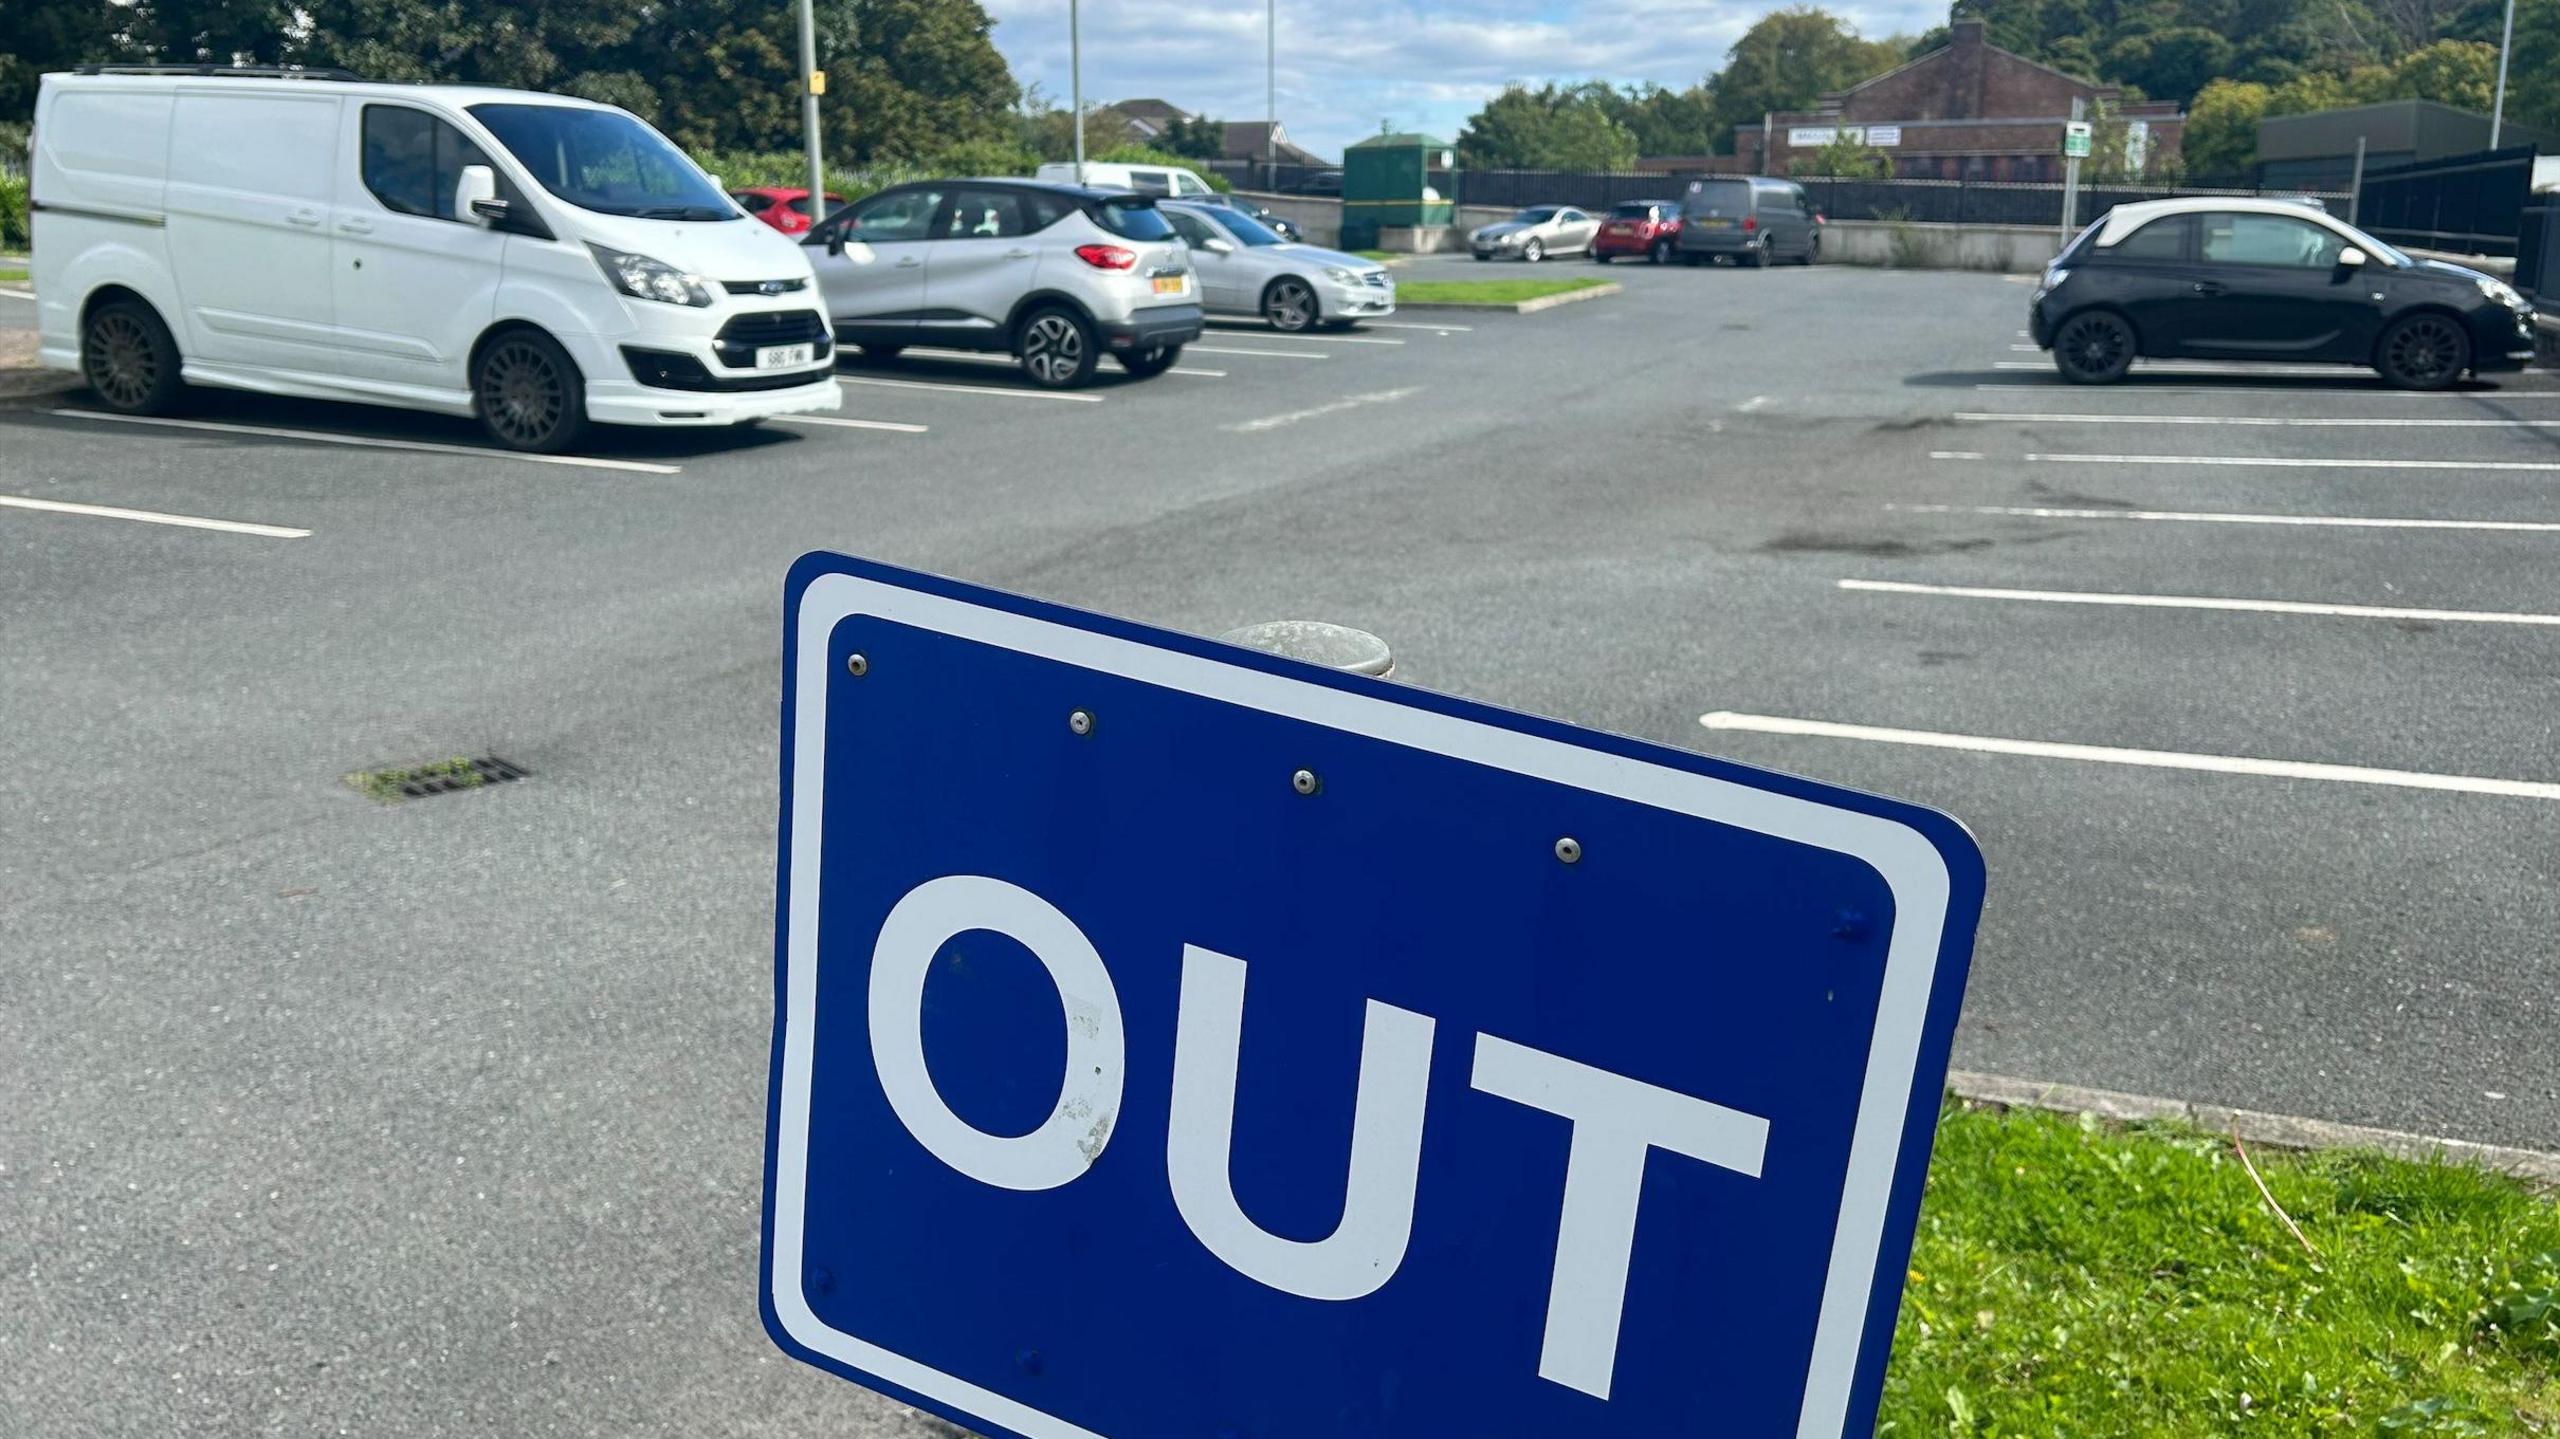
<box><xmin>1126</xmin><ymin>169</ymin><xmax>1173</xmax><ymax>196</ymax></box>
<box><xmin>362</xmin><ymin>106</ymin><xmax>494</xmax><ymax>222</ymax></box>
<box><xmin>1171</xmin><ymin>172</ymin><xmax>1211</xmax><ymax>196</ymax></box>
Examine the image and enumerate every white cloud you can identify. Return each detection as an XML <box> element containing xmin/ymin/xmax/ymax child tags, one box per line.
<box><xmin>984</xmin><ymin>0</ymin><xmax>1950</xmax><ymax>158</ymax></box>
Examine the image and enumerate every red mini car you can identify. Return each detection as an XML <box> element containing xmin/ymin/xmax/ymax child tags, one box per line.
<box><xmin>731</xmin><ymin>186</ymin><xmax>846</xmax><ymax>235</ymax></box>
<box><xmin>1591</xmin><ymin>200</ymin><xmax>1683</xmax><ymax>264</ymax></box>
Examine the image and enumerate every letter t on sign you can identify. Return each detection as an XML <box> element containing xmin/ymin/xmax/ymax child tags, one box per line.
<box><xmin>1470</xmin><ymin>1034</ymin><xmax>1771</xmax><ymax>1400</ymax></box>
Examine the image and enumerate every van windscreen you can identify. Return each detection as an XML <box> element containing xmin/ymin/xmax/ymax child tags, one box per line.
<box><xmin>469</xmin><ymin>103</ymin><xmax>734</xmax><ymax>220</ymax></box>
<box><xmin>1685</xmin><ymin>179</ymin><xmax>1751</xmax><ymax>215</ymax></box>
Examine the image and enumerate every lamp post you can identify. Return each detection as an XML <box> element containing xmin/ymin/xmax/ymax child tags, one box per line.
<box><xmin>1266</xmin><ymin>0</ymin><xmax>1277</xmax><ymax>191</ymax></box>
<box><xmin>1071</xmin><ymin>0</ymin><xmax>1085</xmax><ymax>185</ymax></box>
<box><xmin>2490</xmin><ymin>0</ymin><xmax>2517</xmax><ymax>148</ymax></box>
<box><xmin>797</xmin><ymin>0</ymin><xmax>826</xmax><ymax>220</ymax></box>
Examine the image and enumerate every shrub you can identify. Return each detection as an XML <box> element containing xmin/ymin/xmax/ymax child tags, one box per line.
<box><xmin>0</xmin><ymin>173</ymin><xmax>28</xmax><ymax>253</ymax></box>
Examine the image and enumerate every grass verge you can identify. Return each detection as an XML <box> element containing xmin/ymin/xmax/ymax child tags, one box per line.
<box><xmin>1348</xmin><ymin>249</ymin><xmax>1401</xmax><ymax>262</ymax></box>
<box><xmin>343</xmin><ymin>756</ymin><xmax>488</xmax><ymax>803</ymax></box>
<box><xmin>0</xmin><ymin>269</ymin><xmax>27</xmax><ymax>284</ymax></box>
<box><xmin>1878</xmin><ymin>1100</ymin><xmax>2560</xmax><ymax>1435</ymax></box>
<box><xmin>1395</xmin><ymin>277</ymin><xmax>1613</xmax><ymax>306</ymax></box>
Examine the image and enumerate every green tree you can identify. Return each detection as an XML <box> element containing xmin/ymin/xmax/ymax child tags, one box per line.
<box><xmin>2181</xmin><ymin>79</ymin><xmax>2271</xmax><ymax>177</ymax></box>
<box><xmin>0</xmin><ymin>0</ymin><xmax>122</xmax><ymax>120</ymax></box>
<box><xmin>1707</xmin><ymin>8</ymin><xmax>1906</xmax><ymax>150</ymax></box>
<box><xmin>1161</xmin><ymin>113</ymin><xmax>1226</xmax><ymax>160</ymax></box>
<box><xmin>2377</xmin><ymin>38</ymin><xmax>2498</xmax><ymax>110</ymax></box>
<box><xmin>2100</xmin><ymin>27</ymin><xmax>2233</xmax><ymax>104</ymax></box>
<box><xmin>1457</xmin><ymin>85</ymin><xmax>1639</xmax><ymax>170</ymax></box>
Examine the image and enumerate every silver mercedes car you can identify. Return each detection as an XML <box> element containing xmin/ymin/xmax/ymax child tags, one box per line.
<box><xmin>1469</xmin><ymin>205</ymin><xmax>1599</xmax><ymax>262</ymax></box>
<box><xmin>1159</xmin><ymin>202</ymin><xmax>1396</xmax><ymax>332</ymax></box>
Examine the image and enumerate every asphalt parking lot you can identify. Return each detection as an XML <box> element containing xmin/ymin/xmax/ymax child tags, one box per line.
<box><xmin>4</xmin><ymin>258</ymin><xmax>2556</xmax><ymax>1435</ymax></box>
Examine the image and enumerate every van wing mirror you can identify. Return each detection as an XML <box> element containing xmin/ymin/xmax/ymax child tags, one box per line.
<box><xmin>2338</xmin><ymin>246</ymin><xmax>2367</xmax><ymax>267</ymax></box>
<box><xmin>455</xmin><ymin>165</ymin><xmax>503</xmax><ymax>226</ymax></box>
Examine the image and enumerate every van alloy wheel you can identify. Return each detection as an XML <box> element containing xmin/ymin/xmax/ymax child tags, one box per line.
<box><xmin>478</xmin><ymin>338</ymin><xmax>570</xmax><ymax>448</ymax></box>
<box><xmin>84</xmin><ymin>310</ymin><xmax>162</xmax><ymax>411</ymax></box>
<box><xmin>1265</xmin><ymin>280</ymin><xmax>1316</xmax><ymax>331</ymax></box>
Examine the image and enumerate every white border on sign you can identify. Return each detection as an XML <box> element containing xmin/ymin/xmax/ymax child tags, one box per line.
<box><xmin>770</xmin><ymin>573</ymin><xmax>1955</xmax><ymax>1439</ymax></box>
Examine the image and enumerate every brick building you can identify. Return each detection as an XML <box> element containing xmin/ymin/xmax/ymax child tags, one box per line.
<box><xmin>1733</xmin><ymin>19</ymin><xmax>2184</xmax><ymax>182</ymax></box>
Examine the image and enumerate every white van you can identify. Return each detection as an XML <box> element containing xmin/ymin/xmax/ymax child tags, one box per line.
<box><xmin>1032</xmin><ymin>161</ymin><xmax>1221</xmax><ymax>199</ymax></box>
<box><xmin>30</xmin><ymin>67</ymin><xmax>840</xmax><ymax>452</ymax></box>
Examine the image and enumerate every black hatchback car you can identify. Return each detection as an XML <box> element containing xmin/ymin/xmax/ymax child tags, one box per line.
<box><xmin>2030</xmin><ymin>199</ymin><xmax>2538</xmax><ymax>388</ymax></box>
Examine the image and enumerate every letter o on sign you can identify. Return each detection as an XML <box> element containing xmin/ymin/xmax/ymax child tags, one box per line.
<box><xmin>867</xmin><ymin>875</ymin><xmax>1127</xmax><ymax>1190</ymax></box>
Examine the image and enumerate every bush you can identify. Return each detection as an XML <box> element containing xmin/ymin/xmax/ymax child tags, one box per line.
<box><xmin>932</xmin><ymin>137</ymin><xmax>1038</xmax><ymax>178</ymax></box>
<box><xmin>0</xmin><ymin>173</ymin><xmax>27</xmax><ymax>253</ymax></box>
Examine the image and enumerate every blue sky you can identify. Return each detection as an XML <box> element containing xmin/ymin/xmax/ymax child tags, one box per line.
<box><xmin>983</xmin><ymin>0</ymin><xmax>1950</xmax><ymax>160</ymax></box>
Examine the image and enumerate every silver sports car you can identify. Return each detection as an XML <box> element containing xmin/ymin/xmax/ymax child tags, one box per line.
<box><xmin>1469</xmin><ymin>205</ymin><xmax>1599</xmax><ymax>262</ymax></box>
<box><xmin>1159</xmin><ymin>202</ymin><xmax>1397</xmax><ymax>332</ymax></box>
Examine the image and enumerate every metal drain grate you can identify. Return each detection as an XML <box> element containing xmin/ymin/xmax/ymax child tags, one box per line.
<box><xmin>344</xmin><ymin>755</ymin><xmax>529</xmax><ymax>803</ymax></box>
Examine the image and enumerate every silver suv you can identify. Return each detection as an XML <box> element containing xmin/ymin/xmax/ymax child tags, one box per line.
<box><xmin>805</xmin><ymin>181</ymin><xmax>1203</xmax><ymax>388</ymax></box>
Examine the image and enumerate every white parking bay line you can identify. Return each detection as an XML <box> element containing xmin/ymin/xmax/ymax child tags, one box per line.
<box><xmin>1838</xmin><ymin>576</ymin><xmax>2560</xmax><ymax>628</ymax></box>
<box><xmin>1953</xmin><ymin>410</ymin><xmax>2560</xmax><ymax>430</ymax></box>
<box><xmin>47</xmin><ymin>409</ymin><xmax>680</xmax><ymax>473</ymax></box>
<box><xmin>1169</xmin><ymin>368</ymin><xmax>1229</xmax><ymax>378</ymax></box>
<box><xmin>1970</xmin><ymin>382</ymin><xmax>2560</xmax><ymax>400</ymax></box>
<box><xmin>0</xmin><ymin>493</ymin><xmax>309</xmax><ymax>538</ymax></box>
<box><xmin>1890</xmin><ymin>502</ymin><xmax>2560</xmax><ymax>535</ymax></box>
<box><xmin>837</xmin><ymin>375</ymin><xmax>1102</xmax><ymax>402</ymax></box>
<box><xmin>1699</xmin><ymin>711</ymin><xmax>2560</xmax><ymax>802</ymax></box>
<box><xmin>1362</xmin><ymin>320</ymin><xmax>1473</xmax><ymax>332</ymax></box>
<box><xmin>1188</xmin><ymin>344</ymin><xmax>1330</xmax><ymax>360</ymax></box>
<box><xmin>1205</xmin><ymin>324</ymin><xmax>1405</xmax><ymax>345</ymax></box>
<box><xmin>782</xmin><ymin>415</ymin><xmax>930</xmax><ymax>433</ymax></box>
<box><xmin>1929</xmin><ymin>449</ymin><xmax>2560</xmax><ymax>475</ymax></box>
<box><xmin>0</xmin><ymin>286</ymin><xmax>34</xmax><ymax>300</ymax></box>
<box><xmin>1230</xmin><ymin>386</ymin><xmax>1422</xmax><ymax>433</ymax></box>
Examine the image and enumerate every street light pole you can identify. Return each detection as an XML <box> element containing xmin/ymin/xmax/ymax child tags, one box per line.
<box><xmin>2490</xmin><ymin>0</ymin><xmax>2517</xmax><ymax>148</ymax></box>
<box><xmin>1266</xmin><ymin>0</ymin><xmax>1277</xmax><ymax>191</ymax></box>
<box><xmin>797</xmin><ymin>0</ymin><xmax>826</xmax><ymax>220</ymax></box>
<box><xmin>1071</xmin><ymin>0</ymin><xmax>1085</xmax><ymax>185</ymax></box>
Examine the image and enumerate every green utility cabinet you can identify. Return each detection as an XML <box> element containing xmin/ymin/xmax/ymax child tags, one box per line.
<box><xmin>1340</xmin><ymin>132</ymin><xmax>1456</xmax><ymax>250</ymax></box>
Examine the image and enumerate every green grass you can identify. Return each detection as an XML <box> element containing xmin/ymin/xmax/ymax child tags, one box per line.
<box><xmin>343</xmin><ymin>756</ymin><xmax>486</xmax><ymax>804</ymax></box>
<box><xmin>1348</xmin><ymin>249</ymin><xmax>1402</xmax><ymax>262</ymax></box>
<box><xmin>0</xmin><ymin>269</ymin><xmax>26</xmax><ymax>284</ymax></box>
<box><xmin>1878</xmin><ymin>1101</ymin><xmax>2560</xmax><ymax>1436</ymax></box>
<box><xmin>1394</xmin><ymin>277</ymin><xmax>1613</xmax><ymax>306</ymax></box>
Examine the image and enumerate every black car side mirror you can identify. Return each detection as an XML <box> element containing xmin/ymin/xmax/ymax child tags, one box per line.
<box><xmin>824</xmin><ymin>229</ymin><xmax>847</xmax><ymax>257</ymax></box>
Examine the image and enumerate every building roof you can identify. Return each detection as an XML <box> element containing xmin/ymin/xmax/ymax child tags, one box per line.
<box><xmin>2257</xmin><ymin>99</ymin><xmax>2560</xmax><ymax>162</ymax></box>
<box><xmin>1349</xmin><ymin>131</ymin><xmax>1451</xmax><ymax>150</ymax></box>
<box><xmin>1114</xmin><ymin>98</ymin><xmax>1190</xmax><ymax>124</ymax></box>
<box><xmin>1222</xmin><ymin>120</ymin><xmax>1325</xmax><ymax>166</ymax></box>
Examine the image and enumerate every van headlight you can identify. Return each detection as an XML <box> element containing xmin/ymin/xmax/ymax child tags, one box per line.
<box><xmin>588</xmin><ymin>244</ymin><xmax>715</xmax><ymax>307</ymax></box>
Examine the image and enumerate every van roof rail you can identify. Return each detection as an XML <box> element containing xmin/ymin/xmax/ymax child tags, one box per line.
<box><xmin>69</xmin><ymin>64</ymin><xmax>367</xmax><ymax>82</ymax></box>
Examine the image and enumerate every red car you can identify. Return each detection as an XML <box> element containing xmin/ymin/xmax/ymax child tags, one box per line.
<box><xmin>731</xmin><ymin>186</ymin><xmax>846</xmax><ymax>236</ymax></box>
<box><xmin>1591</xmin><ymin>200</ymin><xmax>1683</xmax><ymax>264</ymax></box>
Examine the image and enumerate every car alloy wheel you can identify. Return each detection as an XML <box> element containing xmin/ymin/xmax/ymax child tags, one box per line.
<box><xmin>1017</xmin><ymin>310</ymin><xmax>1095</xmax><ymax>388</ymax></box>
<box><xmin>1523</xmin><ymin>239</ymin><xmax>1544</xmax><ymax>263</ymax></box>
<box><xmin>2052</xmin><ymin>311</ymin><xmax>2135</xmax><ymax>384</ymax></box>
<box><xmin>1265</xmin><ymin>280</ymin><xmax>1317</xmax><ymax>332</ymax></box>
<box><xmin>83</xmin><ymin>308</ymin><xmax>166</xmax><ymax>413</ymax></box>
<box><xmin>2378</xmin><ymin>313</ymin><xmax>2469</xmax><ymax>390</ymax></box>
<box><xmin>1651</xmin><ymin>239</ymin><xmax>1672</xmax><ymax>264</ymax></box>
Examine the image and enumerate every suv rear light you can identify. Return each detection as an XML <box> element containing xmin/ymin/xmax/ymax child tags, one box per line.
<box><xmin>1742</xmin><ymin>215</ymin><xmax>1758</xmax><ymax>233</ymax></box>
<box><xmin>1075</xmin><ymin>244</ymin><xmax>1138</xmax><ymax>271</ymax></box>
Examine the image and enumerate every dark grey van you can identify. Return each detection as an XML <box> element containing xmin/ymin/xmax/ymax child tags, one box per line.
<box><xmin>1679</xmin><ymin>177</ymin><xmax>1822</xmax><ymax>267</ymax></box>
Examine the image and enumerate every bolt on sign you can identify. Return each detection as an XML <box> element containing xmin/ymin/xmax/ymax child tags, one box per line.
<box><xmin>762</xmin><ymin>554</ymin><xmax>1986</xmax><ymax>1439</ymax></box>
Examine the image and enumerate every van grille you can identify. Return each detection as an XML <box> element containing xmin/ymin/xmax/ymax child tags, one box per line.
<box><xmin>712</xmin><ymin>310</ymin><xmax>832</xmax><ymax>368</ymax></box>
<box><xmin>721</xmin><ymin>277</ymin><xmax>809</xmax><ymax>295</ymax></box>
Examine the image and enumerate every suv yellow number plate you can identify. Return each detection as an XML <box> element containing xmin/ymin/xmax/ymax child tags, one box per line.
<box><xmin>1152</xmin><ymin>275</ymin><xmax>1186</xmax><ymax>294</ymax></box>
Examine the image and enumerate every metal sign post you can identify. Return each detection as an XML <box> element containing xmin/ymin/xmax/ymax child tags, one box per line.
<box><xmin>2059</xmin><ymin>101</ymin><xmax>2088</xmax><ymax>237</ymax></box>
<box><xmin>1070</xmin><ymin>0</ymin><xmax>1085</xmax><ymax>185</ymax></box>
<box><xmin>761</xmin><ymin>554</ymin><xmax>1986</xmax><ymax>1439</ymax></box>
<box><xmin>796</xmin><ymin>0</ymin><xmax>825</xmax><ymax>221</ymax></box>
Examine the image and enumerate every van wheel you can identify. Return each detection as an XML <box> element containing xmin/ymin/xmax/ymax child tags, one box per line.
<box><xmin>2052</xmin><ymin>311</ymin><xmax>2136</xmax><ymax>384</ymax></box>
<box><xmin>1740</xmin><ymin>243</ymin><xmax>1767</xmax><ymax>269</ymax></box>
<box><xmin>82</xmin><ymin>300</ymin><xmax>184</xmax><ymax>416</ymax></box>
<box><xmin>1120</xmin><ymin>344</ymin><xmax>1181</xmax><ymax>378</ymax></box>
<box><xmin>2375</xmin><ymin>313</ymin><xmax>2469</xmax><ymax>390</ymax></box>
<box><xmin>1016</xmin><ymin>307</ymin><xmax>1098</xmax><ymax>389</ymax></box>
<box><xmin>474</xmin><ymin>331</ymin><xmax>588</xmax><ymax>453</ymax></box>
<box><xmin>1263</xmin><ymin>279</ymin><xmax>1318</xmax><ymax>332</ymax></box>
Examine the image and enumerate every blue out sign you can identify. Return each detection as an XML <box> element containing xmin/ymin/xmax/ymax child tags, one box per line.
<box><xmin>763</xmin><ymin>556</ymin><xmax>1985</xmax><ymax>1439</ymax></box>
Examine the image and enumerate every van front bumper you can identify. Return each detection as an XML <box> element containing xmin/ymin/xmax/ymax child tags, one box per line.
<box><xmin>584</xmin><ymin>370</ymin><xmax>842</xmax><ymax>427</ymax></box>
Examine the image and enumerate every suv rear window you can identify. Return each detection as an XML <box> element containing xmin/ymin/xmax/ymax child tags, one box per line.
<box><xmin>1611</xmin><ymin>202</ymin><xmax>1657</xmax><ymax>219</ymax></box>
<box><xmin>1685</xmin><ymin>179</ymin><xmax>1751</xmax><ymax>215</ymax></box>
<box><xmin>1090</xmin><ymin>198</ymin><xmax>1175</xmax><ymax>241</ymax></box>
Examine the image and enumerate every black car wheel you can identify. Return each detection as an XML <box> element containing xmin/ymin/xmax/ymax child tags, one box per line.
<box><xmin>1015</xmin><ymin>307</ymin><xmax>1098</xmax><ymax>389</ymax></box>
<box><xmin>1120</xmin><ymin>344</ymin><xmax>1181</xmax><ymax>378</ymax></box>
<box><xmin>1651</xmin><ymin>239</ymin><xmax>1673</xmax><ymax>264</ymax></box>
<box><xmin>474</xmin><ymin>330</ymin><xmax>587</xmax><ymax>453</ymax></box>
<box><xmin>81</xmin><ymin>299</ymin><xmax>185</xmax><ymax>415</ymax></box>
<box><xmin>1263</xmin><ymin>278</ymin><xmax>1318</xmax><ymax>332</ymax></box>
<box><xmin>1593</xmin><ymin>251</ymin><xmax>1612</xmax><ymax>264</ymax></box>
<box><xmin>2052</xmin><ymin>310</ymin><xmax>2137</xmax><ymax>384</ymax></box>
<box><xmin>1739</xmin><ymin>241</ymin><xmax>1767</xmax><ymax>269</ymax></box>
<box><xmin>2375</xmin><ymin>313</ymin><xmax>2470</xmax><ymax>390</ymax></box>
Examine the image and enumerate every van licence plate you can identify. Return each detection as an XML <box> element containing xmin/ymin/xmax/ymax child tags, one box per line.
<box><xmin>1152</xmin><ymin>274</ymin><xmax>1187</xmax><ymax>295</ymax></box>
<box><xmin>1694</xmin><ymin>217</ymin><xmax>1732</xmax><ymax>229</ymax></box>
<box><xmin>756</xmin><ymin>343</ymin><xmax>815</xmax><ymax>370</ymax></box>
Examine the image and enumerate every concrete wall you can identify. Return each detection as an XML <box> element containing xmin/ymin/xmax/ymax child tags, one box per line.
<box><xmin>1817</xmin><ymin>219</ymin><xmax>2062</xmax><ymax>272</ymax></box>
